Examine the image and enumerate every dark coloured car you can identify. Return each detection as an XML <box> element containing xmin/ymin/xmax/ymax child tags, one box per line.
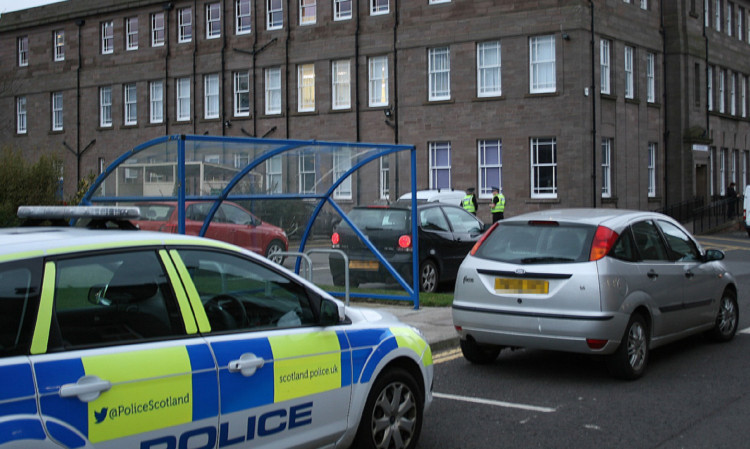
<box><xmin>329</xmin><ymin>203</ymin><xmax>487</xmax><ymax>292</ymax></box>
<box><xmin>134</xmin><ymin>201</ymin><xmax>288</xmax><ymax>263</ymax></box>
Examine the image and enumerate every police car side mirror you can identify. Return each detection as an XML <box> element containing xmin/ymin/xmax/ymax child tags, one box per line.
<box><xmin>319</xmin><ymin>299</ymin><xmax>343</xmax><ymax>326</ymax></box>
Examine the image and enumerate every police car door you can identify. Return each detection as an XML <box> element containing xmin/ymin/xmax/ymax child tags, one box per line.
<box><xmin>169</xmin><ymin>248</ymin><xmax>351</xmax><ymax>449</ymax></box>
<box><xmin>0</xmin><ymin>258</ymin><xmax>53</xmax><ymax>447</ymax></box>
<box><xmin>31</xmin><ymin>249</ymin><xmax>219</xmax><ymax>449</ymax></box>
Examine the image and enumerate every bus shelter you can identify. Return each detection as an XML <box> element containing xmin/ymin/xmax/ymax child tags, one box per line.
<box><xmin>82</xmin><ymin>134</ymin><xmax>421</xmax><ymax>307</ymax></box>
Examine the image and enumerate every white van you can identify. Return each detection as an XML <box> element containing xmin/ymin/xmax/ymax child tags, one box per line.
<box><xmin>744</xmin><ymin>185</ymin><xmax>750</xmax><ymax>237</ymax></box>
<box><xmin>397</xmin><ymin>189</ymin><xmax>466</xmax><ymax>205</ymax></box>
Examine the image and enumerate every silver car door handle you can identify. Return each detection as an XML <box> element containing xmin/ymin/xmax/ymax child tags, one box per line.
<box><xmin>647</xmin><ymin>269</ymin><xmax>658</xmax><ymax>279</ymax></box>
<box><xmin>59</xmin><ymin>375</ymin><xmax>112</xmax><ymax>402</ymax></box>
<box><xmin>685</xmin><ymin>270</ymin><xmax>695</xmax><ymax>278</ymax></box>
<box><xmin>228</xmin><ymin>353</ymin><xmax>265</xmax><ymax>377</ymax></box>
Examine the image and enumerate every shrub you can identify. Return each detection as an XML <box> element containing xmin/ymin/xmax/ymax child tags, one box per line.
<box><xmin>0</xmin><ymin>148</ymin><xmax>62</xmax><ymax>227</ymax></box>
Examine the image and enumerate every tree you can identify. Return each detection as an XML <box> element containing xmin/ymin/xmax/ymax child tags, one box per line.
<box><xmin>0</xmin><ymin>147</ymin><xmax>62</xmax><ymax>227</ymax></box>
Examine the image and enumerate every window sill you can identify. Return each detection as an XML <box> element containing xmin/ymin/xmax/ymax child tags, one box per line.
<box><xmin>423</xmin><ymin>99</ymin><xmax>454</xmax><ymax>106</ymax></box>
<box><xmin>625</xmin><ymin>97</ymin><xmax>640</xmax><ymax>105</ymax></box>
<box><xmin>524</xmin><ymin>91</ymin><xmax>559</xmax><ymax>99</ymax></box>
<box><xmin>602</xmin><ymin>196</ymin><xmax>617</xmax><ymax>204</ymax></box>
<box><xmin>293</xmin><ymin>110</ymin><xmax>319</xmax><ymax>117</ymax></box>
<box><xmin>525</xmin><ymin>197</ymin><xmax>560</xmax><ymax>204</ymax></box>
<box><xmin>97</xmin><ymin>125</ymin><xmax>114</xmax><ymax>131</ymax></box>
<box><xmin>601</xmin><ymin>93</ymin><xmax>617</xmax><ymax>101</ymax></box>
<box><xmin>330</xmin><ymin>107</ymin><xmax>353</xmax><ymax>114</ymax></box>
<box><xmin>260</xmin><ymin>112</ymin><xmax>283</xmax><ymax>119</ymax></box>
<box><xmin>120</xmin><ymin>124</ymin><xmax>139</xmax><ymax>130</ymax></box>
<box><xmin>647</xmin><ymin>101</ymin><xmax>661</xmax><ymax>108</ymax></box>
<box><xmin>473</xmin><ymin>95</ymin><xmax>505</xmax><ymax>102</ymax></box>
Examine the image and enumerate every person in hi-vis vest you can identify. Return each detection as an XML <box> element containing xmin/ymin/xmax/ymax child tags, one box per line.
<box><xmin>461</xmin><ymin>188</ymin><xmax>478</xmax><ymax>215</ymax></box>
<box><xmin>491</xmin><ymin>186</ymin><xmax>505</xmax><ymax>222</ymax></box>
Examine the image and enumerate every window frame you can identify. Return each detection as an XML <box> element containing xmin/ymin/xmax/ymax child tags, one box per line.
<box><xmin>100</xmin><ymin>86</ymin><xmax>112</xmax><ymax>128</ymax></box>
<box><xmin>646</xmin><ymin>52</ymin><xmax>656</xmax><ymax>103</ymax></box>
<box><xmin>266</xmin><ymin>155</ymin><xmax>282</xmax><ymax>194</ymax></box>
<box><xmin>151</xmin><ymin>12</ymin><xmax>165</xmax><ymax>47</ymax></box>
<box><xmin>370</xmin><ymin>0</ymin><xmax>389</xmax><ymax>15</ymax></box>
<box><xmin>178</xmin><ymin>7</ymin><xmax>193</xmax><ymax>43</ymax></box>
<box><xmin>206</xmin><ymin>2</ymin><xmax>222</xmax><ymax>39</ymax></box>
<box><xmin>477</xmin><ymin>41</ymin><xmax>502</xmax><ymax>98</ymax></box>
<box><xmin>624</xmin><ymin>45</ymin><xmax>634</xmax><ymax>99</ymax></box>
<box><xmin>125</xmin><ymin>17</ymin><xmax>139</xmax><ymax>51</ymax></box>
<box><xmin>265</xmin><ymin>67</ymin><xmax>282</xmax><ymax>115</ymax></box>
<box><xmin>379</xmin><ymin>157</ymin><xmax>390</xmax><ymax>200</ymax></box>
<box><xmin>53</xmin><ymin>30</ymin><xmax>65</xmax><ymax>61</ymax></box>
<box><xmin>708</xmin><ymin>65</ymin><xmax>714</xmax><ymax>111</ymax></box>
<box><xmin>16</xmin><ymin>96</ymin><xmax>27</xmax><ymax>134</ymax></box>
<box><xmin>428</xmin><ymin>47</ymin><xmax>451</xmax><ymax>101</ymax></box>
<box><xmin>204</xmin><ymin>73</ymin><xmax>220</xmax><ymax>119</ymax></box>
<box><xmin>429</xmin><ymin>141</ymin><xmax>452</xmax><ymax>190</ymax></box>
<box><xmin>124</xmin><ymin>83</ymin><xmax>138</xmax><ymax>126</ymax></box>
<box><xmin>297</xmin><ymin>63</ymin><xmax>316</xmax><ymax>112</ymax></box>
<box><xmin>368</xmin><ymin>56</ymin><xmax>389</xmax><ymax>107</ymax></box>
<box><xmin>236</xmin><ymin>0</ymin><xmax>252</xmax><ymax>34</ymax></box>
<box><xmin>300</xmin><ymin>0</ymin><xmax>316</xmax><ymax>25</ymax></box>
<box><xmin>52</xmin><ymin>91</ymin><xmax>63</xmax><ymax>131</ymax></box>
<box><xmin>267</xmin><ymin>0</ymin><xmax>283</xmax><ymax>30</ymax></box>
<box><xmin>176</xmin><ymin>77</ymin><xmax>191</xmax><ymax>122</ymax></box>
<box><xmin>150</xmin><ymin>80</ymin><xmax>164</xmax><ymax>124</ymax></box>
<box><xmin>478</xmin><ymin>139</ymin><xmax>502</xmax><ymax>199</ymax></box>
<box><xmin>18</xmin><ymin>36</ymin><xmax>28</xmax><ymax>67</ymax></box>
<box><xmin>233</xmin><ymin>71</ymin><xmax>250</xmax><ymax>117</ymax></box>
<box><xmin>602</xmin><ymin>138</ymin><xmax>612</xmax><ymax>198</ymax></box>
<box><xmin>298</xmin><ymin>153</ymin><xmax>316</xmax><ymax>194</ymax></box>
<box><xmin>648</xmin><ymin>142</ymin><xmax>657</xmax><ymax>197</ymax></box>
<box><xmin>101</xmin><ymin>21</ymin><xmax>114</xmax><ymax>54</ymax></box>
<box><xmin>333</xmin><ymin>148</ymin><xmax>352</xmax><ymax>200</ymax></box>
<box><xmin>332</xmin><ymin>60</ymin><xmax>351</xmax><ymax>110</ymax></box>
<box><xmin>600</xmin><ymin>39</ymin><xmax>611</xmax><ymax>95</ymax></box>
<box><xmin>529</xmin><ymin>35</ymin><xmax>556</xmax><ymax>94</ymax></box>
<box><xmin>334</xmin><ymin>0</ymin><xmax>352</xmax><ymax>20</ymax></box>
<box><xmin>530</xmin><ymin>137</ymin><xmax>557</xmax><ymax>199</ymax></box>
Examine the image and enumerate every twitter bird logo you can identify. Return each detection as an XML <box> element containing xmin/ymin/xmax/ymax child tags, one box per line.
<box><xmin>94</xmin><ymin>407</ymin><xmax>108</xmax><ymax>424</ymax></box>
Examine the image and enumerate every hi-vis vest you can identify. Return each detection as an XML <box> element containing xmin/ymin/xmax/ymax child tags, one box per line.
<box><xmin>491</xmin><ymin>193</ymin><xmax>505</xmax><ymax>213</ymax></box>
<box><xmin>461</xmin><ymin>195</ymin><xmax>476</xmax><ymax>213</ymax></box>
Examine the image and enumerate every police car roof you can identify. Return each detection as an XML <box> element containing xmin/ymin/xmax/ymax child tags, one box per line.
<box><xmin>0</xmin><ymin>227</ymin><xmax>220</xmax><ymax>258</ymax></box>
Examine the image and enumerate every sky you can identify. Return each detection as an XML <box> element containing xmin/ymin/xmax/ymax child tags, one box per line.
<box><xmin>0</xmin><ymin>0</ymin><xmax>66</xmax><ymax>14</ymax></box>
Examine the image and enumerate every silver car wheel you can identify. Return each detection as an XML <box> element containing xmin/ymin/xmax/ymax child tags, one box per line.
<box><xmin>420</xmin><ymin>261</ymin><xmax>438</xmax><ymax>293</ymax></box>
<box><xmin>370</xmin><ymin>381</ymin><xmax>417</xmax><ymax>449</ymax></box>
<box><xmin>265</xmin><ymin>240</ymin><xmax>285</xmax><ymax>264</ymax></box>
<box><xmin>627</xmin><ymin>320</ymin><xmax>647</xmax><ymax>372</ymax></box>
<box><xmin>717</xmin><ymin>295</ymin><xmax>738</xmax><ymax>336</ymax></box>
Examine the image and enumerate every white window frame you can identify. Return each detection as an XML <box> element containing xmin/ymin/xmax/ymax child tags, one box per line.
<box><xmin>709</xmin><ymin>147</ymin><xmax>715</xmax><ymax>196</ymax></box>
<box><xmin>52</xmin><ymin>91</ymin><xmax>63</xmax><ymax>131</ymax></box>
<box><xmin>738</xmin><ymin>6</ymin><xmax>744</xmax><ymax>40</ymax></box>
<box><xmin>477</xmin><ymin>41</ymin><xmax>501</xmax><ymax>98</ymax></box>
<box><xmin>206</xmin><ymin>3</ymin><xmax>222</xmax><ymax>39</ymax></box>
<box><xmin>732</xmin><ymin>149</ymin><xmax>738</xmax><ymax>184</ymax></box>
<box><xmin>719</xmin><ymin>69</ymin><xmax>725</xmax><ymax>113</ymax></box>
<box><xmin>204</xmin><ymin>74</ymin><xmax>220</xmax><ymax>119</ymax></box>
<box><xmin>624</xmin><ymin>46</ymin><xmax>634</xmax><ymax>99</ymax></box>
<box><xmin>705</xmin><ymin>0</ymin><xmax>710</xmax><ymax>27</ymax></box>
<box><xmin>648</xmin><ymin>143</ymin><xmax>657</xmax><ymax>197</ymax></box>
<box><xmin>126</xmin><ymin>17</ymin><xmax>138</xmax><ymax>50</ymax></box>
<box><xmin>379</xmin><ymin>157</ymin><xmax>390</xmax><ymax>200</ymax></box>
<box><xmin>18</xmin><ymin>36</ymin><xmax>28</xmax><ymax>66</ymax></box>
<box><xmin>727</xmin><ymin>1</ymin><xmax>733</xmax><ymax>36</ymax></box>
<box><xmin>742</xmin><ymin>75</ymin><xmax>747</xmax><ymax>118</ymax></box>
<box><xmin>233</xmin><ymin>71</ymin><xmax>250</xmax><ymax>117</ymax></box>
<box><xmin>100</xmin><ymin>86</ymin><xmax>112</xmax><ymax>128</ymax></box>
<box><xmin>720</xmin><ymin>147</ymin><xmax>727</xmax><ymax>195</ymax></box>
<box><xmin>300</xmin><ymin>0</ymin><xmax>316</xmax><ymax>25</ymax></box>
<box><xmin>333</xmin><ymin>148</ymin><xmax>352</xmax><ymax>200</ymax></box>
<box><xmin>298</xmin><ymin>153</ymin><xmax>316</xmax><ymax>194</ymax></box>
<box><xmin>297</xmin><ymin>63</ymin><xmax>315</xmax><ymax>112</ymax></box>
<box><xmin>266</xmin><ymin>155</ymin><xmax>282</xmax><ymax>194</ymax></box>
<box><xmin>334</xmin><ymin>0</ymin><xmax>352</xmax><ymax>20</ymax></box>
<box><xmin>54</xmin><ymin>30</ymin><xmax>65</xmax><ymax>61</ymax></box>
<box><xmin>530</xmin><ymin>35</ymin><xmax>556</xmax><ymax>94</ymax></box>
<box><xmin>478</xmin><ymin>140</ymin><xmax>502</xmax><ymax>199</ymax></box>
<box><xmin>708</xmin><ymin>65</ymin><xmax>714</xmax><ymax>111</ymax></box>
<box><xmin>236</xmin><ymin>0</ymin><xmax>252</xmax><ymax>34</ymax></box>
<box><xmin>640</xmin><ymin>0</ymin><xmax>648</xmax><ymax>9</ymax></box>
<box><xmin>177</xmin><ymin>77</ymin><xmax>191</xmax><ymax>121</ymax></box>
<box><xmin>530</xmin><ymin>137</ymin><xmax>557</xmax><ymax>199</ymax></box>
<box><xmin>429</xmin><ymin>142</ymin><xmax>452</xmax><ymax>190</ymax></box>
<box><xmin>729</xmin><ymin>71</ymin><xmax>738</xmax><ymax>115</ymax></box>
<box><xmin>716</xmin><ymin>0</ymin><xmax>722</xmax><ymax>30</ymax></box>
<box><xmin>332</xmin><ymin>60</ymin><xmax>351</xmax><ymax>110</ymax></box>
<box><xmin>430</xmin><ymin>0</ymin><xmax>451</xmax><ymax>3</ymax></box>
<box><xmin>600</xmin><ymin>39</ymin><xmax>611</xmax><ymax>94</ymax></box>
<box><xmin>124</xmin><ymin>83</ymin><xmax>137</xmax><ymax>126</ymax></box>
<box><xmin>428</xmin><ymin>47</ymin><xmax>450</xmax><ymax>101</ymax></box>
<box><xmin>368</xmin><ymin>56</ymin><xmax>389</xmax><ymax>107</ymax></box>
<box><xmin>602</xmin><ymin>138</ymin><xmax>612</xmax><ymax>198</ymax></box>
<box><xmin>102</xmin><ymin>21</ymin><xmax>114</xmax><ymax>54</ymax></box>
<box><xmin>265</xmin><ymin>67</ymin><xmax>282</xmax><ymax>115</ymax></box>
<box><xmin>647</xmin><ymin>52</ymin><xmax>655</xmax><ymax>103</ymax></box>
<box><xmin>370</xmin><ymin>0</ymin><xmax>389</xmax><ymax>15</ymax></box>
<box><xmin>152</xmin><ymin>12</ymin><xmax>165</xmax><ymax>47</ymax></box>
<box><xmin>178</xmin><ymin>7</ymin><xmax>193</xmax><ymax>43</ymax></box>
<box><xmin>150</xmin><ymin>80</ymin><xmax>164</xmax><ymax>124</ymax></box>
<box><xmin>16</xmin><ymin>96</ymin><xmax>27</xmax><ymax>134</ymax></box>
<box><xmin>267</xmin><ymin>0</ymin><xmax>283</xmax><ymax>30</ymax></box>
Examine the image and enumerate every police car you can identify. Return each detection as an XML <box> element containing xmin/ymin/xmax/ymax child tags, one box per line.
<box><xmin>0</xmin><ymin>206</ymin><xmax>433</xmax><ymax>449</ymax></box>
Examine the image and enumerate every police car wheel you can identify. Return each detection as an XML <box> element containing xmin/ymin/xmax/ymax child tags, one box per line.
<box><xmin>353</xmin><ymin>367</ymin><xmax>423</xmax><ymax>449</ymax></box>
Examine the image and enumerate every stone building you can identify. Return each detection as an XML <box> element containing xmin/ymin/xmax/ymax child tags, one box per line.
<box><xmin>0</xmin><ymin>0</ymin><xmax>748</xmax><ymax>222</ymax></box>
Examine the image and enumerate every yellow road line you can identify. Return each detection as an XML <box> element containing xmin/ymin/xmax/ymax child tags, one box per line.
<box><xmin>433</xmin><ymin>348</ymin><xmax>462</xmax><ymax>364</ymax></box>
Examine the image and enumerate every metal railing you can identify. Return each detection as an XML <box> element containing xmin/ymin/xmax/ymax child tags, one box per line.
<box><xmin>657</xmin><ymin>195</ymin><xmax>741</xmax><ymax>235</ymax></box>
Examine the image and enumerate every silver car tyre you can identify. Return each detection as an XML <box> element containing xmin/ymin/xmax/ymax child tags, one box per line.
<box><xmin>265</xmin><ymin>239</ymin><xmax>286</xmax><ymax>264</ymax></box>
<box><xmin>459</xmin><ymin>337</ymin><xmax>501</xmax><ymax>365</ymax></box>
<box><xmin>606</xmin><ymin>313</ymin><xmax>649</xmax><ymax>380</ymax></box>
<box><xmin>705</xmin><ymin>289</ymin><xmax>739</xmax><ymax>342</ymax></box>
<box><xmin>419</xmin><ymin>260</ymin><xmax>439</xmax><ymax>293</ymax></box>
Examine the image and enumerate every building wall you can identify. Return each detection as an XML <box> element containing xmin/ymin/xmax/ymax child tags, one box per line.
<box><xmin>3</xmin><ymin>0</ymin><xmax>737</xmax><ymax>222</ymax></box>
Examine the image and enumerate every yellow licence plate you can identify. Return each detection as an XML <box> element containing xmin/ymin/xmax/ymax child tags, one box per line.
<box><xmin>494</xmin><ymin>278</ymin><xmax>549</xmax><ymax>294</ymax></box>
<box><xmin>349</xmin><ymin>260</ymin><xmax>379</xmax><ymax>270</ymax></box>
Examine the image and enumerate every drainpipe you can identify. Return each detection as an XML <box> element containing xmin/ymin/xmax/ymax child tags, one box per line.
<box><xmin>285</xmin><ymin>0</ymin><xmax>291</xmax><ymax>138</ymax></box>
<box><xmin>164</xmin><ymin>2</ymin><xmax>174</xmax><ymax>135</ymax></box>
<box><xmin>355</xmin><ymin>0</ymin><xmax>360</xmax><ymax>142</ymax></box>
<box><xmin>660</xmin><ymin>0</ymin><xmax>668</xmax><ymax>205</ymax></box>
<box><xmin>590</xmin><ymin>1</ymin><xmax>597</xmax><ymax>207</ymax></box>
<box><xmin>221</xmin><ymin>0</ymin><xmax>227</xmax><ymax>136</ymax></box>
<box><xmin>192</xmin><ymin>0</ymin><xmax>197</xmax><ymax>135</ymax></box>
<box><xmin>75</xmin><ymin>18</ymin><xmax>84</xmax><ymax>185</ymax></box>
<box><xmin>252</xmin><ymin>0</ymin><xmax>258</xmax><ymax>137</ymax></box>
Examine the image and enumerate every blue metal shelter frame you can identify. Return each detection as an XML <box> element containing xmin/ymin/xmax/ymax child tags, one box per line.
<box><xmin>81</xmin><ymin>134</ymin><xmax>421</xmax><ymax>308</ymax></box>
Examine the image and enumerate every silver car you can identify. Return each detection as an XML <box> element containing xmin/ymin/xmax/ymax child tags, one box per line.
<box><xmin>452</xmin><ymin>208</ymin><xmax>739</xmax><ymax>379</ymax></box>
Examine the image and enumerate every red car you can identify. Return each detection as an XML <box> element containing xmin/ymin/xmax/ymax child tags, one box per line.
<box><xmin>134</xmin><ymin>201</ymin><xmax>287</xmax><ymax>262</ymax></box>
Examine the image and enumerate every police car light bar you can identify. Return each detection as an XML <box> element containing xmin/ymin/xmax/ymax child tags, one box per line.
<box><xmin>17</xmin><ymin>205</ymin><xmax>141</xmax><ymax>220</ymax></box>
